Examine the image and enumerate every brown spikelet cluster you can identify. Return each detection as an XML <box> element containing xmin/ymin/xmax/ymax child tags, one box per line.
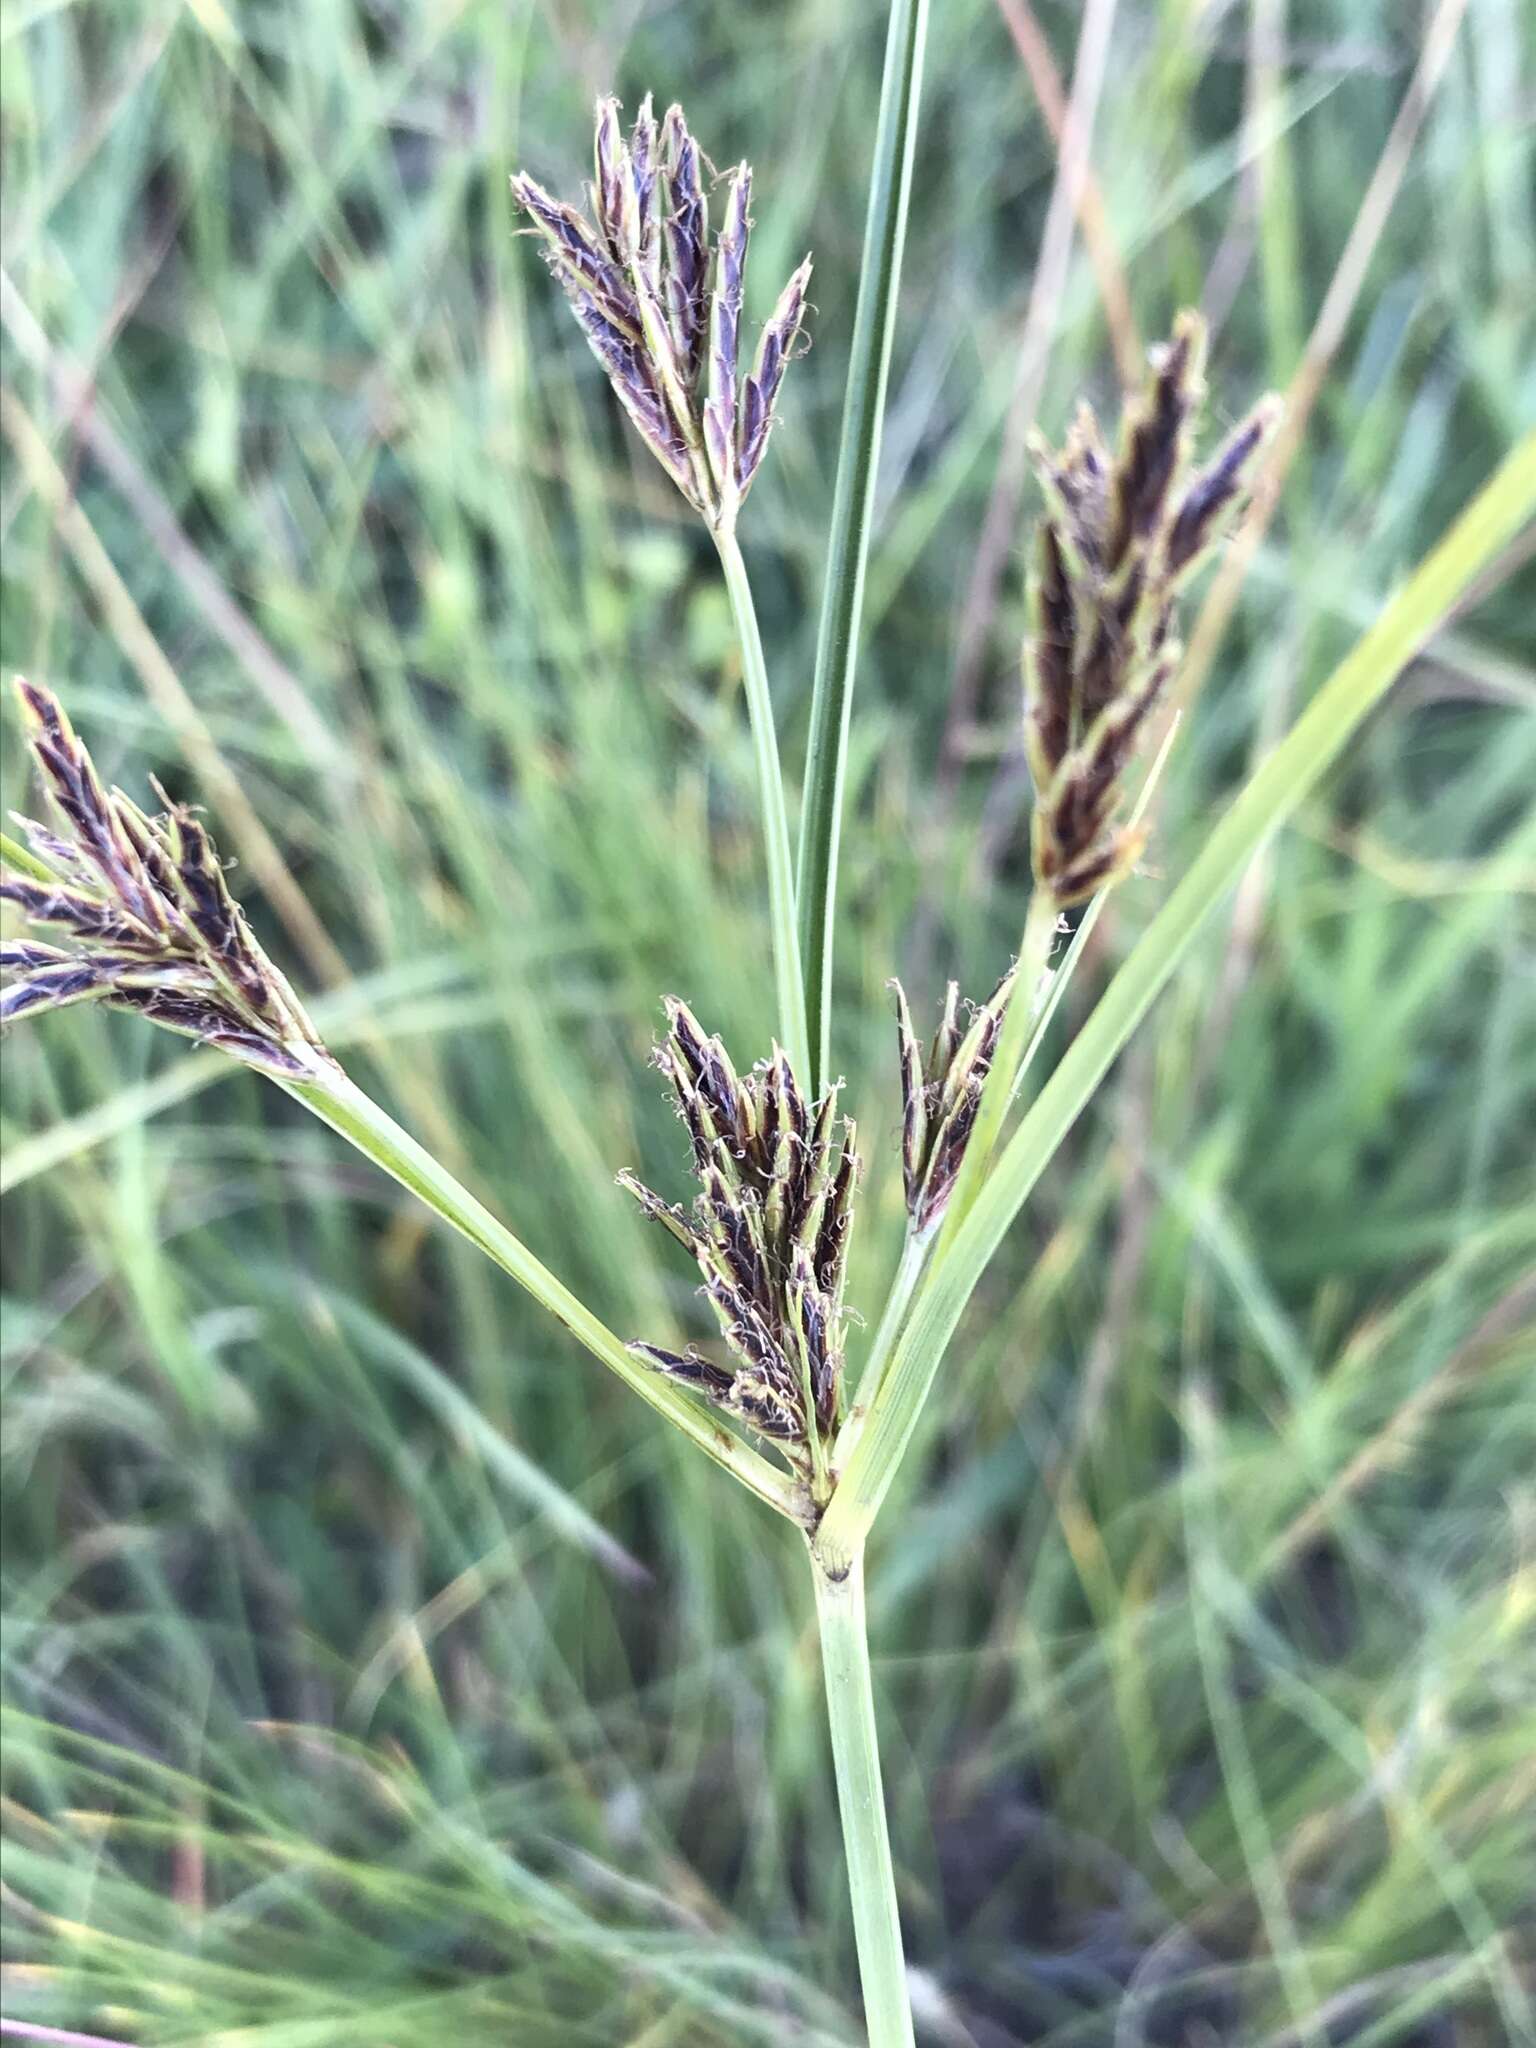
<box><xmin>1</xmin><ymin>679</ymin><xmax>329</xmax><ymax>1077</ymax></box>
<box><xmin>889</xmin><ymin>967</ymin><xmax>1017</xmax><ymax>1234</ymax></box>
<box><xmin>619</xmin><ymin>999</ymin><xmax>859</xmax><ymax>1488</ymax></box>
<box><xmin>513</xmin><ymin>95</ymin><xmax>811</xmax><ymax>530</ymax></box>
<box><xmin>1025</xmin><ymin>312</ymin><xmax>1280</xmax><ymax>906</ymax></box>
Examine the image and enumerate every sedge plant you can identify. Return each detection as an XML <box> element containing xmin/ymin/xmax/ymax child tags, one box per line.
<box><xmin>6</xmin><ymin>63</ymin><xmax>1536</xmax><ymax>2048</ymax></box>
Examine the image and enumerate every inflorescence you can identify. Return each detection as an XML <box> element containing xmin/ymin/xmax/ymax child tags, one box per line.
<box><xmin>512</xmin><ymin>95</ymin><xmax>811</xmax><ymax>531</ymax></box>
<box><xmin>1024</xmin><ymin>313</ymin><xmax>1280</xmax><ymax>906</ymax></box>
<box><xmin>889</xmin><ymin>968</ymin><xmax>1018</xmax><ymax>1236</ymax></box>
<box><xmin>1</xmin><ymin>679</ymin><xmax>330</xmax><ymax>1078</ymax></box>
<box><xmin>619</xmin><ymin>998</ymin><xmax>859</xmax><ymax>1491</ymax></box>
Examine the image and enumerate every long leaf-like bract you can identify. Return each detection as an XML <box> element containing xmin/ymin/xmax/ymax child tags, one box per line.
<box><xmin>797</xmin><ymin>0</ymin><xmax>930</xmax><ymax>1096</ymax></box>
<box><xmin>284</xmin><ymin>1067</ymin><xmax>808</xmax><ymax>1526</ymax></box>
<box><xmin>814</xmin><ymin>431</ymin><xmax>1536</xmax><ymax>1570</ymax></box>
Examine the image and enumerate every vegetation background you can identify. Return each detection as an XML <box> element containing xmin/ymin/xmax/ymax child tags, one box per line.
<box><xmin>2</xmin><ymin>1</ymin><xmax>1532</xmax><ymax>2043</ymax></box>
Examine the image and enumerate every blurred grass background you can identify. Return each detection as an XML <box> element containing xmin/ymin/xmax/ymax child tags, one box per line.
<box><xmin>2</xmin><ymin>1</ymin><xmax>1533</xmax><ymax>2043</ymax></box>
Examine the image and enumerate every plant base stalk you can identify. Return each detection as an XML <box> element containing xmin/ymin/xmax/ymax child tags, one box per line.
<box><xmin>810</xmin><ymin>1545</ymin><xmax>914</xmax><ymax>2048</ymax></box>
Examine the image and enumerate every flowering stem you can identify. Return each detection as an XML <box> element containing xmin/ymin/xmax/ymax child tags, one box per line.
<box><xmin>834</xmin><ymin>1224</ymin><xmax>932</xmax><ymax>1474</ymax></box>
<box><xmin>809</xmin><ymin>1544</ymin><xmax>914</xmax><ymax>2048</ymax></box>
<box><xmin>715</xmin><ymin>524</ymin><xmax>811</xmax><ymax>1083</ymax></box>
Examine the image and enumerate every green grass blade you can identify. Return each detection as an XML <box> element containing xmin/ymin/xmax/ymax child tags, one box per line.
<box><xmin>815</xmin><ymin>431</ymin><xmax>1536</xmax><ymax>1567</ymax></box>
<box><xmin>797</xmin><ymin>0</ymin><xmax>930</xmax><ymax>1096</ymax></box>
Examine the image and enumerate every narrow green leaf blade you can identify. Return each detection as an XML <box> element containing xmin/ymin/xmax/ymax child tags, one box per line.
<box><xmin>797</xmin><ymin>0</ymin><xmax>930</xmax><ymax>1095</ymax></box>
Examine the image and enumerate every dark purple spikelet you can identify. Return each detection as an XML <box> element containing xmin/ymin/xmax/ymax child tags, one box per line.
<box><xmin>0</xmin><ymin>953</ymin><xmax>108</xmax><ymax>1020</ymax></box>
<box><xmin>511</xmin><ymin>172</ymin><xmax>639</xmax><ymax>339</ymax></box>
<box><xmin>2</xmin><ymin>678</ymin><xmax>330</xmax><ymax>1076</ymax></box>
<box><xmin>1022</xmin><ymin>314</ymin><xmax>1279</xmax><ymax>908</ymax></box>
<box><xmin>818</xmin><ymin>1121</ymin><xmax>857</xmax><ymax>1299</ymax></box>
<box><xmin>928</xmin><ymin>981</ymin><xmax>962</xmax><ymax>1085</ymax></box>
<box><xmin>1023</xmin><ymin>519</ymin><xmax>1077</xmax><ymax>792</ymax></box>
<box><xmin>1073</xmin><ymin>558</ymin><xmax>1152</xmax><ymax>732</ymax></box>
<box><xmin>1105</xmin><ymin>313</ymin><xmax>1204</xmax><ymax>572</ymax></box>
<box><xmin>0</xmin><ymin>873</ymin><xmax>142</xmax><ymax>943</ymax></box>
<box><xmin>660</xmin><ymin>105</ymin><xmax>709</xmax><ymax>386</ymax></box>
<box><xmin>1049</xmin><ymin>406</ymin><xmax>1111</xmax><ymax>571</ymax></box>
<box><xmin>593</xmin><ymin>97</ymin><xmax>627</xmax><ymax>259</ymax></box>
<box><xmin>15</xmin><ymin>677</ymin><xmax>166</xmax><ymax>934</ymax></box>
<box><xmin>614</xmin><ymin>1168</ymin><xmax>697</xmax><ymax>1252</ymax></box>
<box><xmin>626</xmin><ymin>93</ymin><xmax>662</xmax><ymax>292</ymax></box>
<box><xmin>740</xmin><ymin>256</ymin><xmax>811</xmax><ymax>490</ymax></box>
<box><xmin>891</xmin><ymin>966</ymin><xmax>1020</xmax><ymax>1234</ymax></box>
<box><xmin>1167</xmin><ymin>396</ymin><xmax>1283</xmax><ymax>575</ymax></box>
<box><xmin>628</xmin><ymin>1342</ymin><xmax>737</xmax><ymax>1399</ymax></box>
<box><xmin>703</xmin><ymin>164</ymin><xmax>751</xmax><ymax>511</ymax></box>
<box><xmin>891</xmin><ymin>980</ymin><xmax>928</xmax><ymax>1213</ymax></box>
<box><xmin>620</xmin><ymin>1002</ymin><xmax>858</xmax><ymax>1489</ymax></box>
